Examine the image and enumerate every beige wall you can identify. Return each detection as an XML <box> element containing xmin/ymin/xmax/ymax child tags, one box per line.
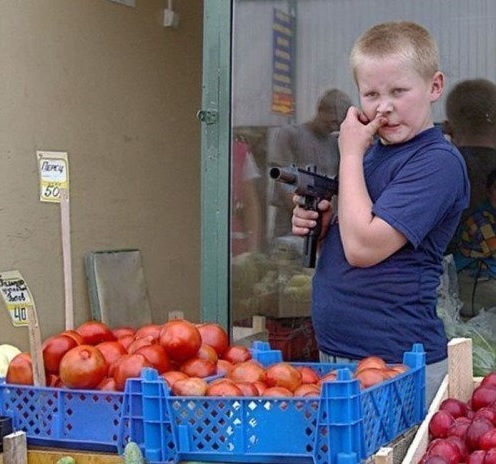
<box><xmin>0</xmin><ymin>0</ymin><xmax>203</xmax><ymax>350</ymax></box>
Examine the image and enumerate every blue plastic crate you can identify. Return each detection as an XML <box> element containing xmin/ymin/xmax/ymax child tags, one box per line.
<box><xmin>0</xmin><ymin>380</ymin><xmax>137</xmax><ymax>452</ymax></box>
<box><xmin>121</xmin><ymin>342</ymin><xmax>426</xmax><ymax>464</ymax></box>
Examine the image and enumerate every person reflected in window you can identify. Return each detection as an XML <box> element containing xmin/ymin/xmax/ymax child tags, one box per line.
<box><xmin>269</xmin><ymin>89</ymin><xmax>352</xmax><ymax>243</ymax></box>
<box><xmin>444</xmin><ymin>78</ymin><xmax>496</xmax><ymax>223</ymax></box>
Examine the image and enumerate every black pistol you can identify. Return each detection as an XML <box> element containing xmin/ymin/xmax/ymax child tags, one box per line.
<box><xmin>269</xmin><ymin>164</ymin><xmax>338</xmax><ymax>268</ymax></box>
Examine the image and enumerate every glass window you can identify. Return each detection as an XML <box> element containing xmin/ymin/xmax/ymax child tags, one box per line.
<box><xmin>230</xmin><ymin>0</ymin><xmax>496</xmax><ymax>358</ymax></box>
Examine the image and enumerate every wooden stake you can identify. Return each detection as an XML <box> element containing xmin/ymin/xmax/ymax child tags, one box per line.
<box><xmin>60</xmin><ymin>189</ymin><xmax>74</xmax><ymax>330</ymax></box>
<box><xmin>2</xmin><ymin>431</ymin><xmax>27</xmax><ymax>464</ymax></box>
<box><xmin>27</xmin><ymin>305</ymin><xmax>46</xmax><ymax>387</ymax></box>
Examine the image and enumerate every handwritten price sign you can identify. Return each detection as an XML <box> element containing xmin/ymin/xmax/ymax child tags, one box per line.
<box><xmin>0</xmin><ymin>271</ymin><xmax>35</xmax><ymax>327</ymax></box>
<box><xmin>37</xmin><ymin>151</ymin><xmax>69</xmax><ymax>203</ymax></box>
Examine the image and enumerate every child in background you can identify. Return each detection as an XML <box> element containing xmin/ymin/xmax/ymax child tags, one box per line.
<box><xmin>291</xmin><ymin>21</ymin><xmax>469</xmax><ymax>405</ymax></box>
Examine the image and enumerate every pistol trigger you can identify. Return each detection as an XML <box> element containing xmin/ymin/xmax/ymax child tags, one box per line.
<box><xmin>296</xmin><ymin>196</ymin><xmax>307</xmax><ymax>208</ymax></box>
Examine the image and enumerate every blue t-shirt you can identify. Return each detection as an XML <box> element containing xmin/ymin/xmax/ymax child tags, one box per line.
<box><xmin>312</xmin><ymin>127</ymin><xmax>469</xmax><ymax>364</ymax></box>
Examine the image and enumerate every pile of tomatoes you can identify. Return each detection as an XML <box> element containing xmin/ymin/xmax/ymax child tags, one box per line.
<box><xmin>5</xmin><ymin>318</ymin><xmax>409</xmax><ymax>396</ymax></box>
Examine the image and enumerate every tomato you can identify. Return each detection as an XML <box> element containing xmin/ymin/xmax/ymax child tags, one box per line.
<box><xmin>206</xmin><ymin>379</ymin><xmax>243</xmax><ymax>397</ymax></box>
<box><xmin>197</xmin><ymin>323</ymin><xmax>229</xmax><ymax>357</ymax></box>
<box><xmin>263</xmin><ymin>362</ymin><xmax>302</xmax><ymax>392</ymax></box>
<box><xmin>262</xmin><ymin>386</ymin><xmax>293</xmax><ymax>397</ymax></box>
<box><xmin>294</xmin><ymin>384</ymin><xmax>321</xmax><ymax>397</ymax></box>
<box><xmin>356</xmin><ymin>356</ymin><xmax>387</xmax><ymax>373</ymax></box>
<box><xmin>134</xmin><ymin>324</ymin><xmax>162</xmax><ymax>341</ymax></box>
<box><xmin>42</xmin><ymin>334</ymin><xmax>79</xmax><ymax>375</ymax></box>
<box><xmin>97</xmin><ymin>377</ymin><xmax>118</xmax><ymax>391</ymax></box>
<box><xmin>228</xmin><ymin>361</ymin><xmax>265</xmax><ymax>384</ymax></box>
<box><xmin>216</xmin><ymin>359</ymin><xmax>234</xmax><ymax>376</ymax></box>
<box><xmin>318</xmin><ymin>370</ymin><xmax>338</xmax><ymax>385</ymax></box>
<box><xmin>96</xmin><ymin>341</ymin><xmax>128</xmax><ymax>371</ymax></box>
<box><xmin>6</xmin><ymin>352</ymin><xmax>33</xmax><ymax>385</ymax></box>
<box><xmin>161</xmin><ymin>370</ymin><xmax>189</xmax><ymax>388</ymax></box>
<box><xmin>127</xmin><ymin>335</ymin><xmax>155</xmax><ymax>354</ymax></box>
<box><xmin>117</xmin><ymin>334</ymin><xmax>135</xmax><ymax>351</ymax></box>
<box><xmin>197</xmin><ymin>344</ymin><xmax>218</xmax><ymax>364</ymax></box>
<box><xmin>354</xmin><ymin>367</ymin><xmax>386</xmax><ymax>389</ymax></box>
<box><xmin>296</xmin><ymin>366</ymin><xmax>320</xmax><ymax>384</ymax></box>
<box><xmin>234</xmin><ymin>381</ymin><xmax>259</xmax><ymax>396</ymax></box>
<box><xmin>159</xmin><ymin>319</ymin><xmax>202</xmax><ymax>363</ymax></box>
<box><xmin>112</xmin><ymin>353</ymin><xmax>152</xmax><ymax>392</ymax></box>
<box><xmin>221</xmin><ymin>345</ymin><xmax>252</xmax><ymax>364</ymax></box>
<box><xmin>134</xmin><ymin>344</ymin><xmax>172</xmax><ymax>373</ymax></box>
<box><xmin>61</xmin><ymin>330</ymin><xmax>85</xmax><ymax>345</ymax></box>
<box><xmin>180</xmin><ymin>357</ymin><xmax>217</xmax><ymax>378</ymax></box>
<box><xmin>59</xmin><ymin>345</ymin><xmax>108</xmax><ymax>389</ymax></box>
<box><xmin>252</xmin><ymin>380</ymin><xmax>268</xmax><ymax>396</ymax></box>
<box><xmin>111</xmin><ymin>326</ymin><xmax>136</xmax><ymax>339</ymax></box>
<box><xmin>75</xmin><ymin>321</ymin><xmax>116</xmax><ymax>345</ymax></box>
<box><xmin>172</xmin><ymin>377</ymin><xmax>208</xmax><ymax>396</ymax></box>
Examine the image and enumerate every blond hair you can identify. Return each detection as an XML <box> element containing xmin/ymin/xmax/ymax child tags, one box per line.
<box><xmin>350</xmin><ymin>21</ymin><xmax>440</xmax><ymax>81</ymax></box>
<box><xmin>446</xmin><ymin>78</ymin><xmax>496</xmax><ymax>137</ymax></box>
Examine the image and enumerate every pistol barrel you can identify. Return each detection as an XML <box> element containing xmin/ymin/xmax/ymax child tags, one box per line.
<box><xmin>269</xmin><ymin>167</ymin><xmax>297</xmax><ymax>185</ymax></box>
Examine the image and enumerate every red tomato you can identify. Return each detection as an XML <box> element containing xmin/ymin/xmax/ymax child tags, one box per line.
<box><xmin>206</xmin><ymin>379</ymin><xmax>243</xmax><ymax>397</ymax></box>
<box><xmin>127</xmin><ymin>335</ymin><xmax>155</xmax><ymax>354</ymax></box>
<box><xmin>159</xmin><ymin>320</ymin><xmax>202</xmax><ymax>363</ymax></box>
<box><xmin>112</xmin><ymin>353</ymin><xmax>152</xmax><ymax>391</ymax></box>
<box><xmin>180</xmin><ymin>357</ymin><xmax>217</xmax><ymax>378</ymax></box>
<box><xmin>221</xmin><ymin>345</ymin><xmax>252</xmax><ymax>364</ymax></box>
<box><xmin>197</xmin><ymin>323</ymin><xmax>229</xmax><ymax>357</ymax></box>
<box><xmin>61</xmin><ymin>330</ymin><xmax>85</xmax><ymax>345</ymax></box>
<box><xmin>75</xmin><ymin>321</ymin><xmax>116</xmax><ymax>345</ymax></box>
<box><xmin>172</xmin><ymin>377</ymin><xmax>208</xmax><ymax>396</ymax></box>
<box><xmin>296</xmin><ymin>366</ymin><xmax>320</xmax><ymax>384</ymax></box>
<box><xmin>234</xmin><ymin>381</ymin><xmax>259</xmax><ymax>396</ymax></box>
<box><xmin>356</xmin><ymin>356</ymin><xmax>387</xmax><ymax>373</ymax></box>
<box><xmin>97</xmin><ymin>377</ymin><xmax>118</xmax><ymax>391</ymax></box>
<box><xmin>134</xmin><ymin>344</ymin><xmax>172</xmax><ymax>373</ymax></box>
<box><xmin>6</xmin><ymin>352</ymin><xmax>33</xmax><ymax>385</ymax></box>
<box><xmin>134</xmin><ymin>324</ymin><xmax>162</xmax><ymax>341</ymax></box>
<box><xmin>111</xmin><ymin>326</ymin><xmax>136</xmax><ymax>339</ymax></box>
<box><xmin>42</xmin><ymin>334</ymin><xmax>79</xmax><ymax>375</ymax></box>
<box><xmin>216</xmin><ymin>359</ymin><xmax>234</xmax><ymax>376</ymax></box>
<box><xmin>228</xmin><ymin>361</ymin><xmax>265</xmax><ymax>384</ymax></box>
<box><xmin>59</xmin><ymin>345</ymin><xmax>108</xmax><ymax>389</ymax></box>
<box><xmin>294</xmin><ymin>384</ymin><xmax>321</xmax><ymax>397</ymax></box>
<box><xmin>262</xmin><ymin>386</ymin><xmax>293</xmax><ymax>397</ymax></box>
<box><xmin>96</xmin><ymin>341</ymin><xmax>128</xmax><ymax>370</ymax></box>
<box><xmin>354</xmin><ymin>368</ymin><xmax>387</xmax><ymax>389</ymax></box>
<box><xmin>197</xmin><ymin>344</ymin><xmax>218</xmax><ymax>364</ymax></box>
<box><xmin>263</xmin><ymin>362</ymin><xmax>302</xmax><ymax>392</ymax></box>
<box><xmin>117</xmin><ymin>334</ymin><xmax>135</xmax><ymax>351</ymax></box>
<box><xmin>161</xmin><ymin>370</ymin><xmax>189</xmax><ymax>387</ymax></box>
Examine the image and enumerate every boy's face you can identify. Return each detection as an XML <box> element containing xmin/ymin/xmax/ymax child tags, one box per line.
<box><xmin>355</xmin><ymin>56</ymin><xmax>444</xmax><ymax>145</ymax></box>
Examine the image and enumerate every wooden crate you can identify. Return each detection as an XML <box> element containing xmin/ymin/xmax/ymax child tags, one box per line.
<box><xmin>370</xmin><ymin>337</ymin><xmax>476</xmax><ymax>464</ymax></box>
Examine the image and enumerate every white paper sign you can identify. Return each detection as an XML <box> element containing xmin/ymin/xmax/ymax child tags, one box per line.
<box><xmin>37</xmin><ymin>151</ymin><xmax>69</xmax><ymax>203</ymax></box>
<box><xmin>0</xmin><ymin>270</ymin><xmax>34</xmax><ymax>327</ymax></box>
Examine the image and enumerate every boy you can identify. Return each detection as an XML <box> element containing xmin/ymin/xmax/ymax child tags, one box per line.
<box><xmin>291</xmin><ymin>21</ymin><xmax>469</xmax><ymax>404</ymax></box>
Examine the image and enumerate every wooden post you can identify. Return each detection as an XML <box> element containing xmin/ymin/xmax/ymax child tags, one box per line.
<box><xmin>3</xmin><ymin>431</ymin><xmax>27</xmax><ymax>464</ymax></box>
<box><xmin>27</xmin><ymin>305</ymin><xmax>46</xmax><ymax>387</ymax></box>
<box><xmin>60</xmin><ymin>189</ymin><xmax>74</xmax><ymax>330</ymax></box>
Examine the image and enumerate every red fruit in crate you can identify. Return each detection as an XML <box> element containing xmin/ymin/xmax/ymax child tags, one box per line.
<box><xmin>481</xmin><ymin>372</ymin><xmax>496</xmax><ymax>389</ymax></box>
<box><xmin>445</xmin><ymin>435</ymin><xmax>468</xmax><ymax>461</ymax></box>
<box><xmin>59</xmin><ymin>345</ymin><xmax>108</xmax><ymax>389</ymax></box>
<box><xmin>197</xmin><ymin>344</ymin><xmax>218</xmax><ymax>364</ymax></box>
<box><xmin>318</xmin><ymin>370</ymin><xmax>338</xmax><ymax>385</ymax></box>
<box><xmin>252</xmin><ymin>380</ymin><xmax>268</xmax><ymax>396</ymax></box>
<box><xmin>228</xmin><ymin>360</ymin><xmax>265</xmax><ymax>384</ymax></box>
<box><xmin>354</xmin><ymin>367</ymin><xmax>386</xmax><ymax>389</ymax></box>
<box><xmin>97</xmin><ymin>377</ymin><xmax>118</xmax><ymax>391</ymax></box>
<box><xmin>296</xmin><ymin>366</ymin><xmax>320</xmax><ymax>384</ymax></box>
<box><xmin>135</xmin><ymin>344</ymin><xmax>172</xmax><ymax>374</ymax></box>
<box><xmin>96</xmin><ymin>341</ymin><xmax>128</xmax><ymax>370</ymax></box>
<box><xmin>61</xmin><ymin>330</ymin><xmax>85</xmax><ymax>345</ymax></box>
<box><xmin>127</xmin><ymin>335</ymin><xmax>155</xmax><ymax>354</ymax></box>
<box><xmin>420</xmin><ymin>455</ymin><xmax>450</xmax><ymax>464</ymax></box>
<box><xmin>179</xmin><ymin>357</ymin><xmax>216</xmax><ymax>378</ymax></box>
<box><xmin>471</xmin><ymin>386</ymin><xmax>496</xmax><ymax>411</ymax></box>
<box><xmin>112</xmin><ymin>353</ymin><xmax>152</xmax><ymax>391</ymax></box>
<box><xmin>473</xmin><ymin>407</ymin><xmax>496</xmax><ymax>425</ymax></box>
<box><xmin>483</xmin><ymin>447</ymin><xmax>496</xmax><ymax>464</ymax></box>
<box><xmin>426</xmin><ymin>438</ymin><xmax>462</xmax><ymax>464</ymax></box>
<box><xmin>76</xmin><ymin>321</ymin><xmax>116</xmax><ymax>345</ymax></box>
<box><xmin>42</xmin><ymin>334</ymin><xmax>79</xmax><ymax>375</ymax></box>
<box><xmin>134</xmin><ymin>324</ymin><xmax>162</xmax><ymax>341</ymax></box>
<box><xmin>234</xmin><ymin>381</ymin><xmax>259</xmax><ymax>396</ymax></box>
<box><xmin>263</xmin><ymin>362</ymin><xmax>302</xmax><ymax>392</ymax></box>
<box><xmin>159</xmin><ymin>319</ymin><xmax>202</xmax><ymax>363</ymax></box>
<box><xmin>111</xmin><ymin>326</ymin><xmax>136</xmax><ymax>339</ymax></box>
<box><xmin>117</xmin><ymin>334</ymin><xmax>135</xmax><ymax>351</ymax></box>
<box><xmin>6</xmin><ymin>352</ymin><xmax>33</xmax><ymax>385</ymax></box>
<box><xmin>429</xmin><ymin>410</ymin><xmax>455</xmax><ymax>439</ymax></box>
<box><xmin>439</xmin><ymin>397</ymin><xmax>470</xmax><ymax>419</ymax></box>
<box><xmin>466</xmin><ymin>417</ymin><xmax>495</xmax><ymax>451</ymax></box>
<box><xmin>172</xmin><ymin>377</ymin><xmax>208</xmax><ymax>396</ymax></box>
<box><xmin>478</xmin><ymin>427</ymin><xmax>496</xmax><ymax>450</ymax></box>
<box><xmin>216</xmin><ymin>359</ymin><xmax>234</xmax><ymax>376</ymax></box>
<box><xmin>221</xmin><ymin>345</ymin><xmax>252</xmax><ymax>364</ymax></box>
<box><xmin>466</xmin><ymin>450</ymin><xmax>487</xmax><ymax>464</ymax></box>
<box><xmin>206</xmin><ymin>379</ymin><xmax>243</xmax><ymax>397</ymax></box>
<box><xmin>161</xmin><ymin>370</ymin><xmax>188</xmax><ymax>387</ymax></box>
<box><xmin>356</xmin><ymin>355</ymin><xmax>387</xmax><ymax>373</ymax></box>
<box><xmin>389</xmin><ymin>363</ymin><xmax>409</xmax><ymax>375</ymax></box>
<box><xmin>262</xmin><ymin>386</ymin><xmax>293</xmax><ymax>397</ymax></box>
<box><xmin>294</xmin><ymin>383</ymin><xmax>320</xmax><ymax>397</ymax></box>
<box><xmin>447</xmin><ymin>416</ymin><xmax>471</xmax><ymax>439</ymax></box>
<box><xmin>197</xmin><ymin>323</ymin><xmax>229</xmax><ymax>357</ymax></box>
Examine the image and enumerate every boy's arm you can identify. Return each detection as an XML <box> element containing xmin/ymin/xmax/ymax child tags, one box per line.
<box><xmin>338</xmin><ymin>108</ymin><xmax>407</xmax><ymax>267</ymax></box>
